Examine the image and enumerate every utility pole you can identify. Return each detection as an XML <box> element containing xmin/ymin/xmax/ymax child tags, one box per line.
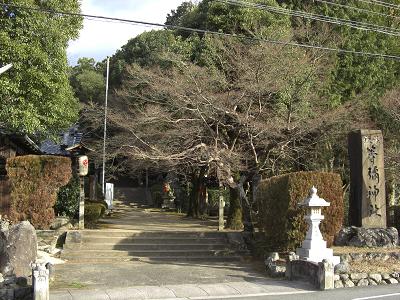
<box><xmin>0</xmin><ymin>64</ymin><xmax>12</xmax><ymax>75</ymax></box>
<box><xmin>102</xmin><ymin>57</ymin><xmax>110</xmax><ymax>195</ymax></box>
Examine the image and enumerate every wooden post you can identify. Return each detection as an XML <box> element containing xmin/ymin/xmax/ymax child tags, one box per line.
<box><xmin>218</xmin><ymin>182</ymin><xmax>224</xmax><ymax>231</ymax></box>
<box><xmin>79</xmin><ymin>176</ymin><xmax>85</xmax><ymax>229</ymax></box>
<box><xmin>145</xmin><ymin>168</ymin><xmax>149</xmax><ymax>204</ymax></box>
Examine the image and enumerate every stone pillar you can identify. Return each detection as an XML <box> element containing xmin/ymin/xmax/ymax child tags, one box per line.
<box><xmin>218</xmin><ymin>183</ymin><xmax>225</xmax><ymax>231</ymax></box>
<box><xmin>32</xmin><ymin>262</ymin><xmax>49</xmax><ymax>300</ymax></box>
<box><xmin>318</xmin><ymin>259</ymin><xmax>334</xmax><ymax>290</ymax></box>
<box><xmin>348</xmin><ymin>130</ymin><xmax>386</xmax><ymax>228</ymax></box>
<box><xmin>79</xmin><ymin>177</ymin><xmax>85</xmax><ymax>229</ymax></box>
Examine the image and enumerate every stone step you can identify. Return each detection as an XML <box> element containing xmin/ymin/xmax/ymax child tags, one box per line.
<box><xmin>62</xmin><ymin>249</ymin><xmax>246</xmax><ymax>259</ymax></box>
<box><xmin>61</xmin><ymin>255</ymin><xmax>246</xmax><ymax>263</ymax></box>
<box><xmin>76</xmin><ymin>237</ymin><xmax>227</xmax><ymax>245</ymax></box>
<box><xmin>64</xmin><ymin>240</ymin><xmax>231</xmax><ymax>251</ymax></box>
<box><xmin>68</xmin><ymin>230</ymin><xmax>226</xmax><ymax>238</ymax></box>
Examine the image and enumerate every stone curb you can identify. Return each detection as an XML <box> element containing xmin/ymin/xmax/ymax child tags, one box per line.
<box><xmin>50</xmin><ymin>281</ymin><xmax>314</xmax><ymax>300</ymax></box>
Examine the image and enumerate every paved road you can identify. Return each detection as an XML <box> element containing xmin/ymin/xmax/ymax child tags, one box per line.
<box><xmin>206</xmin><ymin>284</ymin><xmax>400</xmax><ymax>300</ymax></box>
<box><xmin>51</xmin><ymin>282</ymin><xmax>400</xmax><ymax>300</ymax></box>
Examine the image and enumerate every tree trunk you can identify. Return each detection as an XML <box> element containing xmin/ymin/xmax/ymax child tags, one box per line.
<box><xmin>187</xmin><ymin>167</ymin><xmax>206</xmax><ymax>218</ymax></box>
<box><xmin>227</xmin><ymin>182</ymin><xmax>243</xmax><ymax>230</ymax></box>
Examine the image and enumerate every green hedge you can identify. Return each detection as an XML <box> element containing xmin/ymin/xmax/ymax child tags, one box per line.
<box><xmin>7</xmin><ymin>155</ymin><xmax>71</xmax><ymax>229</ymax></box>
<box><xmin>55</xmin><ymin>177</ymin><xmax>80</xmax><ymax>219</ymax></box>
<box><xmin>84</xmin><ymin>201</ymin><xmax>107</xmax><ymax>223</ymax></box>
<box><xmin>256</xmin><ymin>171</ymin><xmax>344</xmax><ymax>252</ymax></box>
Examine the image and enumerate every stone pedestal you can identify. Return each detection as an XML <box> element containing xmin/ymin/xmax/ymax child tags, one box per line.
<box><xmin>32</xmin><ymin>262</ymin><xmax>49</xmax><ymax>300</ymax></box>
<box><xmin>348</xmin><ymin>130</ymin><xmax>386</xmax><ymax>228</ymax></box>
<box><xmin>296</xmin><ymin>187</ymin><xmax>340</xmax><ymax>265</ymax></box>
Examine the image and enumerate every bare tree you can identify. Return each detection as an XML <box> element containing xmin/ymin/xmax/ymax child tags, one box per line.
<box><xmin>82</xmin><ymin>36</ymin><xmax>354</xmax><ymax>228</ymax></box>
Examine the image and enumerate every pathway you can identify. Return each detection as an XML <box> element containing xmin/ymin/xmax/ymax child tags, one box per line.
<box><xmin>50</xmin><ymin>187</ymin><xmax>314</xmax><ymax>299</ymax></box>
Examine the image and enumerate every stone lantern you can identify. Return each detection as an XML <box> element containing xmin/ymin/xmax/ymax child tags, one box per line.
<box><xmin>296</xmin><ymin>186</ymin><xmax>340</xmax><ymax>265</ymax></box>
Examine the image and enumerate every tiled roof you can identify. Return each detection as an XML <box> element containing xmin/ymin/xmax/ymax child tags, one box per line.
<box><xmin>0</xmin><ymin>128</ymin><xmax>42</xmax><ymax>154</ymax></box>
<box><xmin>40</xmin><ymin>126</ymin><xmax>84</xmax><ymax>156</ymax></box>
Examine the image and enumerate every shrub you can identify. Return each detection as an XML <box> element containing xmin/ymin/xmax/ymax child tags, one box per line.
<box><xmin>388</xmin><ymin>206</ymin><xmax>400</xmax><ymax>231</ymax></box>
<box><xmin>84</xmin><ymin>203</ymin><xmax>103</xmax><ymax>223</ymax></box>
<box><xmin>7</xmin><ymin>155</ymin><xmax>71</xmax><ymax>229</ymax></box>
<box><xmin>86</xmin><ymin>199</ymin><xmax>108</xmax><ymax>215</ymax></box>
<box><xmin>55</xmin><ymin>177</ymin><xmax>80</xmax><ymax>219</ymax></box>
<box><xmin>207</xmin><ymin>188</ymin><xmax>230</xmax><ymax>208</ymax></box>
<box><xmin>256</xmin><ymin>171</ymin><xmax>344</xmax><ymax>252</ymax></box>
<box><xmin>150</xmin><ymin>183</ymin><xmax>163</xmax><ymax>207</ymax></box>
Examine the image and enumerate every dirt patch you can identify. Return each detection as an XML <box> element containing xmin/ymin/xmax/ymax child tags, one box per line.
<box><xmin>349</xmin><ymin>258</ymin><xmax>400</xmax><ymax>273</ymax></box>
<box><xmin>333</xmin><ymin>246</ymin><xmax>400</xmax><ymax>254</ymax></box>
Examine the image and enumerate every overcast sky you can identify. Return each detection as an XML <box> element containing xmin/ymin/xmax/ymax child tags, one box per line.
<box><xmin>67</xmin><ymin>0</ymin><xmax>185</xmax><ymax>65</ymax></box>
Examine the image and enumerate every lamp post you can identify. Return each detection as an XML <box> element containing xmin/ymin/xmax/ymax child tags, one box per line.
<box><xmin>102</xmin><ymin>57</ymin><xmax>110</xmax><ymax>195</ymax></box>
<box><xmin>0</xmin><ymin>64</ymin><xmax>12</xmax><ymax>75</ymax></box>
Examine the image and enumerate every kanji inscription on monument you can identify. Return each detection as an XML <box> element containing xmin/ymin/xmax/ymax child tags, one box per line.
<box><xmin>348</xmin><ymin>130</ymin><xmax>386</xmax><ymax>228</ymax></box>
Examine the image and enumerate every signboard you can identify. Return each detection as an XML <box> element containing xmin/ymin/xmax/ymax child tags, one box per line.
<box><xmin>105</xmin><ymin>183</ymin><xmax>114</xmax><ymax>210</ymax></box>
<box><xmin>78</xmin><ymin>155</ymin><xmax>89</xmax><ymax>176</ymax></box>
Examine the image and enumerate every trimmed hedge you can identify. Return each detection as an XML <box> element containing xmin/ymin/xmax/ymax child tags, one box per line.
<box><xmin>85</xmin><ymin>201</ymin><xmax>107</xmax><ymax>223</ymax></box>
<box><xmin>7</xmin><ymin>155</ymin><xmax>71</xmax><ymax>229</ymax></box>
<box><xmin>256</xmin><ymin>171</ymin><xmax>344</xmax><ymax>252</ymax></box>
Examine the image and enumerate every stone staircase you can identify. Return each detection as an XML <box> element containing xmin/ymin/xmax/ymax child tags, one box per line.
<box><xmin>61</xmin><ymin>230</ymin><xmax>250</xmax><ymax>263</ymax></box>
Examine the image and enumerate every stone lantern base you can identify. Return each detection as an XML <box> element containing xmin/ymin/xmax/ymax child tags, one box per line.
<box><xmin>297</xmin><ymin>245</ymin><xmax>340</xmax><ymax>266</ymax></box>
<box><xmin>161</xmin><ymin>195</ymin><xmax>175</xmax><ymax>210</ymax></box>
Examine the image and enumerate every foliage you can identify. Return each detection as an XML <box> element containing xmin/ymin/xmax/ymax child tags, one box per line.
<box><xmin>84</xmin><ymin>202</ymin><xmax>104</xmax><ymax>223</ymax></box>
<box><xmin>6</xmin><ymin>155</ymin><xmax>72</xmax><ymax>229</ymax></box>
<box><xmin>0</xmin><ymin>0</ymin><xmax>83</xmax><ymax>134</ymax></box>
<box><xmin>150</xmin><ymin>183</ymin><xmax>164</xmax><ymax>207</ymax></box>
<box><xmin>55</xmin><ymin>176</ymin><xmax>80</xmax><ymax>219</ymax></box>
<box><xmin>207</xmin><ymin>188</ymin><xmax>230</xmax><ymax>209</ymax></box>
<box><xmin>388</xmin><ymin>206</ymin><xmax>400</xmax><ymax>231</ymax></box>
<box><xmin>256</xmin><ymin>171</ymin><xmax>344</xmax><ymax>251</ymax></box>
<box><xmin>86</xmin><ymin>199</ymin><xmax>108</xmax><ymax>214</ymax></box>
<box><xmin>108</xmin><ymin>30</ymin><xmax>193</xmax><ymax>86</ymax></box>
<box><xmin>69</xmin><ymin>58</ymin><xmax>105</xmax><ymax>104</ymax></box>
<box><xmin>282</xmin><ymin>0</ymin><xmax>400</xmax><ymax>105</ymax></box>
<box><xmin>168</xmin><ymin>0</ymin><xmax>291</xmax><ymax>38</ymax></box>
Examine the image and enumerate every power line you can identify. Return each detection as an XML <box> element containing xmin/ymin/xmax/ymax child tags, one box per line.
<box><xmin>354</xmin><ymin>0</ymin><xmax>400</xmax><ymax>10</ymax></box>
<box><xmin>314</xmin><ymin>0</ymin><xmax>400</xmax><ymax>20</ymax></box>
<box><xmin>2</xmin><ymin>2</ymin><xmax>400</xmax><ymax>60</ymax></box>
<box><xmin>221</xmin><ymin>0</ymin><xmax>400</xmax><ymax>36</ymax></box>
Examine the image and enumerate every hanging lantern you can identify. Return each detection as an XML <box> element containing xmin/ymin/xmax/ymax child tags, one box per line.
<box><xmin>78</xmin><ymin>155</ymin><xmax>89</xmax><ymax>176</ymax></box>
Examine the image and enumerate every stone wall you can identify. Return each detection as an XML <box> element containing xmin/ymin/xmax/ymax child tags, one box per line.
<box><xmin>334</xmin><ymin>272</ymin><xmax>399</xmax><ymax>288</ymax></box>
<box><xmin>334</xmin><ymin>250</ymin><xmax>400</xmax><ymax>288</ymax></box>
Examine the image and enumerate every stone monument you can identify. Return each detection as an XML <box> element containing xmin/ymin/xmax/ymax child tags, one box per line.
<box><xmin>296</xmin><ymin>187</ymin><xmax>340</xmax><ymax>265</ymax></box>
<box><xmin>348</xmin><ymin>130</ymin><xmax>386</xmax><ymax>228</ymax></box>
